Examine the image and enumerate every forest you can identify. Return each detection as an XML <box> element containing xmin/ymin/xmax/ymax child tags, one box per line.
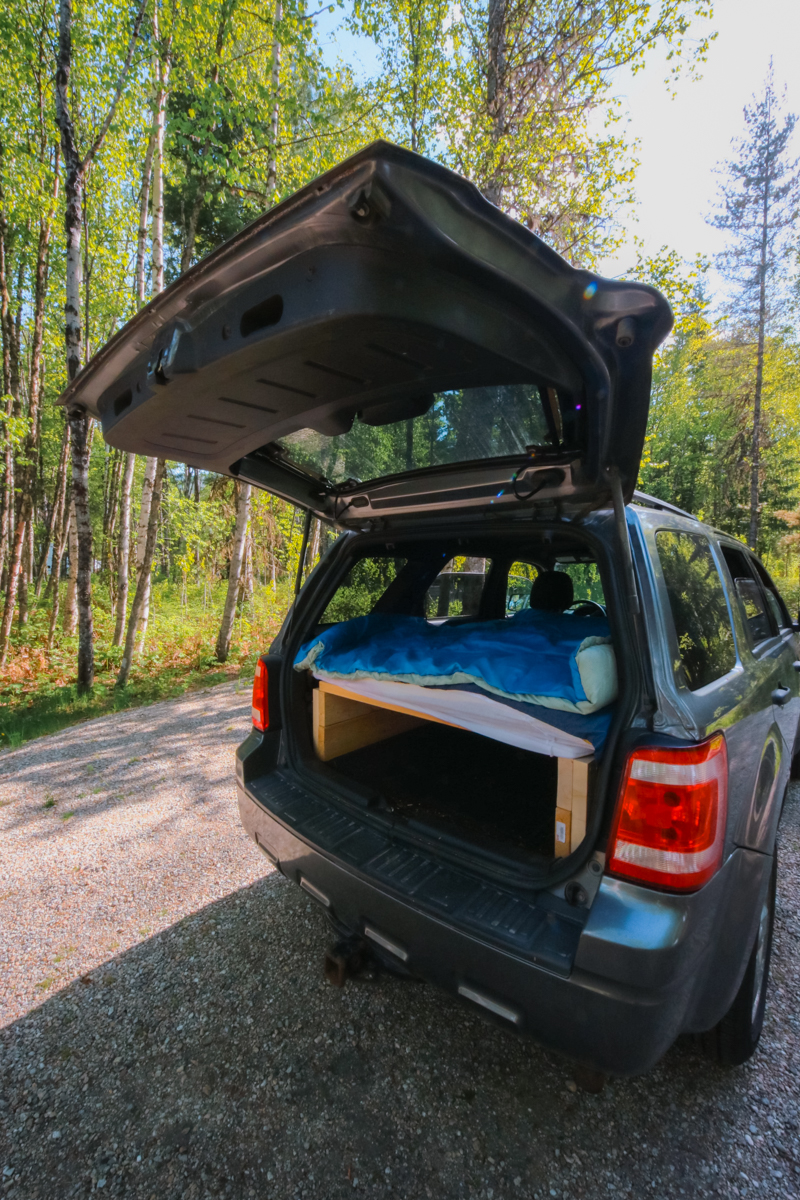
<box><xmin>0</xmin><ymin>0</ymin><xmax>798</xmax><ymax>746</ymax></box>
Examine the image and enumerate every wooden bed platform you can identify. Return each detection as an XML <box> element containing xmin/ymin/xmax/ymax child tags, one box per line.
<box><xmin>312</xmin><ymin>679</ymin><xmax>593</xmax><ymax>856</ymax></box>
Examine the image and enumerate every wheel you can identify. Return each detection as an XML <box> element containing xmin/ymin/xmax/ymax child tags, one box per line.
<box><xmin>699</xmin><ymin>851</ymin><xmax>777</xmax><ymax>1066</ymax></box>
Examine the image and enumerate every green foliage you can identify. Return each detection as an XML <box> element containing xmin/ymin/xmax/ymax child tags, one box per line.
<box><xmin>321</xmin><ymin>556</ymin><xmax>407</xmax><ymax>622</ymax></box>
<box><xmin>0</xmin><ymin>574</ymin><xmax>291</xmax><ymax>748</ymax></box>
<box><xmin>355</xmin><ymin>0</ymin><xmax>715</xmax><ymax>262</ymax></box>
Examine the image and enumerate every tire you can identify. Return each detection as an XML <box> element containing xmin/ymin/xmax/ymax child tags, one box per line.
<box><xmin>699</xmin><ymin>850</ymin><xmax>777</xmax><ymax>1066</ymax></box>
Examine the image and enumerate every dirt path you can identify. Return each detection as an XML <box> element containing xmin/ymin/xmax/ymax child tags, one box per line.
<box><xmin>1</xmin><ymin>684</ymin><xmax>799</xmax><ymax>1199</ymax></box>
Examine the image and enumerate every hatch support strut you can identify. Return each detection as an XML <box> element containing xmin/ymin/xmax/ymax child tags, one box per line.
<box><xmin>607</xmin><ymin>467</ymin><xmax>640</xmax><ymax>617</ymax></box>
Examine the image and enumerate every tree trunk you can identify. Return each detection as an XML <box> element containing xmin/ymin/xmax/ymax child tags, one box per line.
<box><xmin>134</xmin><ymin>458</ymin><xmax>164</xmax><ymax>654</ymax></box>
<box><xmin>102</xmin><ymin>446</ymin><xmax>123</xmax><ymax>580</ymax></box>
<box><xmin>129</xmin><ymin>454</ymin><xmax>158</xmax><ymax>651</ymax></box>
<box><xmin>69</xmin><ymin>407</ymin><xmax>94</xmax><ymax>688</ymax></box>
<box><xmin>150</xmin><ymin>36</ymin><xmax>168</xmax><ymax>296</ymax></box>
<box><xmin>17</xmin><ymin>526</ymin><xmax>31</xmax><ymax>627</ymax></box>
<box><xmin>113</xmin><ymin>452</ymin><xmax>136</xmax><ymax>645</ymax></box>
<box><xmin>307</xmin><ymin>517</ymin><xmax>320</xmax><ymax>578</ymax></box>
<box><xmin>47</xmin><ymin>487</ymin><xmax>72</xmax><ymax>646</ymax></box>
<box><xmin>0</xmin><ymin>391</ymin><xmax>14</xmax><ymax>589</ymax></box>
<box><xmin>116</xmin><ymin>458</ymin><xmax>166</xmax><ymax>688</ymax></box>
<box><xmin>215</xmin><ymin>482</ymin><xmax>251</xmax><ymax>662</ymax></box>
<box><xmin>36</xmin><ymin>418</ymin><xmax>69</xmax><ymax>596</ymax></box>
<box><xmin>119</xmin><ymin>30</ymin><xmax>169</xmax><ymax>656</ymax></box>
<box><xmin>63</xmin><ymin>500</ymin><xmax>78</xmax><ymax>634</ymax></box>
<box><xmin>56</xmin><ymin>0</ymin><xmax>92</xmax><ymax>689</ymax></box>
<box><xmin>266</xmin><ymin>0</ymin><xmax>283</xmax><ymax>203</ymax></box>
<box><xmin>135</xmin><ymin>454</ymin><xmax>158</xmax><ymax>571</ymax></box>
<box><xmin>748</xmin><ymin>135</ymin><xmax>772</xmax><ymax>551</ymax></box>
<box><xmin>0</xmin><ymin>508</ymin><xmax>30</xmax><ymax>663</ymax></box>
<box><xmin>135</xmin><ymin>129</ymin><xmax>156</xmax><ymax>304</ymax></box>
<box><xmin>55</xmin><ymin>0</ymin><xmax>146</xmax><ymax>691</ymax></box>
<box><xmin>484</xmin><ymin>0</ymin><xmax>507</xmax><ymax>208</ymax></box>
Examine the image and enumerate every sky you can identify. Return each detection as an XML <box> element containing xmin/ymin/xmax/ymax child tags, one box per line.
<box><xmin>600</xmin><ymin>0</ymin><xmax>800</xmax><ymax>283</ymax></box>
<box><xmin>315</xmin><ymin>0</ymin><xmax>800</xmax><ymax>291</ymax></box>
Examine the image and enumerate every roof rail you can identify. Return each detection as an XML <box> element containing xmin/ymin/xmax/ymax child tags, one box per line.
<box><xmin>632</xmin><ymin>490</ymin><xmax>696</xmax><ymax>522</ymax></box>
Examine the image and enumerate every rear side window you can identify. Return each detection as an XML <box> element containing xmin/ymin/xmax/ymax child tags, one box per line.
<box><xmin>656</xmin><ymin>532</ymin><xmax>736</xmax><ymax>690</ymax></box>
<box><xmin>720</xmin><ymin>546</ymin><xmax>777</xmax><ymax>646</ymax></box>
<box><xmin>506</xmin><ymin>561</ymin><xmax>538</xmax><ymax>615</ymax></box>
<box><xmin>321</xmin><ymin>557</ymin><xmax>407</xmax><ymax>623</ymax></box>
<box><xmin>752</xmin><ymin>559</ymin><xmax>792</xmax><ymax>630</ymax></box>
<box><xmin>425</xmin><ymin>557</ymin><xmax>491</xmax><ymax>620</ymax></box>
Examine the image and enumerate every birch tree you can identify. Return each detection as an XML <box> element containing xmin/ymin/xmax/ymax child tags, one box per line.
<box><xmin>116</xmin><ymin>458</ymin><xmax>167</xmax><ymax>688</ymax></box>
<box><xmin>54</xmin><ymin>0</ymin><xmax>147</xmax><ymax>691</ymax></box>
<box><xmin>215</xmin><ymin>481</ymin><xmax>251</xmax><ymax>663</ymax></box>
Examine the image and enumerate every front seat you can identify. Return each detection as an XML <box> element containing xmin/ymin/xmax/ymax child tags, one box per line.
<box><xmin>529</xmin><ymin>570</ymin><xmax>573</xmax><ymax>612</ymax></box>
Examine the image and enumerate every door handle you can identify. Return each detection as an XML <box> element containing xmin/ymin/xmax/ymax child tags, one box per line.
<box><xmin>772</xmin><ymin>686</ymin><xmax>792</xmax><ymax>706</ymax></box>
<box><xmin>793</xmin><ymin>660</ymin><xmax>800</xmax><ymax>672</ymax></box>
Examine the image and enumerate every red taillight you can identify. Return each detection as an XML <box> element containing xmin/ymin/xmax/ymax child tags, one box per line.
<box><xmin>252</xmin><ymin>659</ymin><xmax>268</xmax><ymax>731</ymax></box>
<box><xmin>608</xmin><ymin>734</ymin><xmax>728</xmax><ymax>892</ymax></box>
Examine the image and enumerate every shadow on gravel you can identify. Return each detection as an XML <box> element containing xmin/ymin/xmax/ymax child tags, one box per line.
<box><xmin>0</xmin><ymin>688</ymin><xmax>250</xmax><ymax>839</ymax></box>
<box><xmin>3</xmin><ymin>855</ymin><xmax>799</xmax><ymax>1200</ymax></box>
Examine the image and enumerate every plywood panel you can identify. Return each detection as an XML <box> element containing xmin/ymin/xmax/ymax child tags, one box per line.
<box><xmin>554</xmin><ymin>807</ymin><xmax>572</xmax><ymax>858</ymax></box>
<box><xmin>555</xmin><ymin>755</ymin><xmax>594</xmax><ymax>854</ymax></box>
<box><xmin>318</xmin><ymin>680</ymin><xmax>459</xmax><ymax>728</ymax></box>
<box><xmin>313</xmin><ymin>686</ymin><xmax>424</xmax><ymax>762</ymax></box>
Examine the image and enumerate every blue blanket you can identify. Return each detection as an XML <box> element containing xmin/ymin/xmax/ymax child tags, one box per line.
<box><xmin>294</xmin><ymin>610</ymin><xmax>613</xmax><ymax>713</ymax></box>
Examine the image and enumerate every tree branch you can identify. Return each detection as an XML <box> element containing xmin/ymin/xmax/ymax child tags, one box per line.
<box><xmin>80</xmin><ymin>0</ymin><xmax>149</xmax><ymax>175</ymax></box>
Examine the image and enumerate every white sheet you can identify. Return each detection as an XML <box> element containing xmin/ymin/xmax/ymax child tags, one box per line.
<box><xmin>313</xmin><ymin>673</ymin><xmax>595</xmax><ymax>759</ymax></box>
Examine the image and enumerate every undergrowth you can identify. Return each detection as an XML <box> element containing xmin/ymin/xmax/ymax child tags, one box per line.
<box><xmin>0</xmin><ymin>576</ymin><xmax>293</xmax><ymax>749</ymax></box>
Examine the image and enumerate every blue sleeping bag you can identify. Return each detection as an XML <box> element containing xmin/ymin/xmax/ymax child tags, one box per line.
<box><xmin>294</xmin><ymin>610</ymin><xmax>617</xmax><ymax>715</ymax></box>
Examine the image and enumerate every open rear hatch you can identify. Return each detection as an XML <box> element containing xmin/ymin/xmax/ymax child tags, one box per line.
<box><xmin>58</xmin><ymin>140</ymin><xmax>672</xmax><ymax>524</ymax></box>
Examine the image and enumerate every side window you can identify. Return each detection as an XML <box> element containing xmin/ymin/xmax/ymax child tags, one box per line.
<box><xmin>425</xmin><ymin>557</ymin><xmax>491</xmax><ymax>620</ymax></box>
<box><xmin>321</xmin><ymin>556</ymin><xmax>408</xmax><ymax>623</ymax></box>
<box><xmin>656</xmin><ymin>531</ymin><xmax>737</xmax><ymax>691</ymax></box>
<box><xmin>506</xmin><ymin>561</ymin><xmax>538</xmax><ymax>615</ymax></box>
<box><xmin>720</xmin><ymin>546</ymin><xmax>777</xmax><ymax>646</ymax></box>
<box><xmin>752</xmin><ymin>559</ymin><xmax>792</xmax><ymax>630</ymax></box>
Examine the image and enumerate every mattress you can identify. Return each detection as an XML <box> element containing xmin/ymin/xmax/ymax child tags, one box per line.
<box><xmin>295</xmin><ymin>609</ymin><xmax>618</xmax><ymax>715</ymax></box>
<box><xmin>312</xmin><ymin>672</ymin><xmax>608</xmax><ymax>758</ymax></box>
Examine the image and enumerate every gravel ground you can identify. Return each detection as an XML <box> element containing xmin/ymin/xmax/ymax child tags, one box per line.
<box><xmin>1</xmin><ymin>683</ymin><xmax>799</xmax><ymax>1200</ymax></box>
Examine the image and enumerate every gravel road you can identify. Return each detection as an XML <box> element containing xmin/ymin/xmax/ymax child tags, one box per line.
<box><xmin>1</xmin><ymin>682</ymin><xmax>799</xmax><ymax>1200</ymax></box>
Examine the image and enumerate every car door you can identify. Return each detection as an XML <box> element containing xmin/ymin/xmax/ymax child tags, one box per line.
<box><xmin>718</xmin><ymin>543</ymin><xmax>790</xmax><ymax>849</ymax></box>
<box><xmin>749</xmin><ymin>555</ymin><xmax>800</xmax><ymax>761</ymax></box>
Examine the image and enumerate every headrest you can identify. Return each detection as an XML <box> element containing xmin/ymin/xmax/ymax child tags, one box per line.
<box><xmin>529</xmin><ymin>570</ymin><xmax>574</xmax><ymax>612</ymax></box>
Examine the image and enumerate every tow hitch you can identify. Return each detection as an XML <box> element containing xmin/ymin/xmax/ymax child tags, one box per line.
<box><xmin>323</xmin><ymin>936</ymin><xmax>370</xmax><ymax>987</ymax></box>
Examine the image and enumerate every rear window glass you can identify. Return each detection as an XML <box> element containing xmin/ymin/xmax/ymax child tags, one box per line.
<box><xmin>657</xmin><ymin>532</ymin><xmax>736</xmax><ymax>690</ymax></box>
<box><xmin>425</xmin><ymin>557</ymin><xmax>491</xmax><ymax>620</ymax></box>
<box><xmin>321</xmin><ymin>557</ymin><xmax>407</xmax><ymax>623</ymax></box>
<box><xmin>275</xmin><ymin>383</ymin><xmax>568</xmax><ymax>485</ymax></box>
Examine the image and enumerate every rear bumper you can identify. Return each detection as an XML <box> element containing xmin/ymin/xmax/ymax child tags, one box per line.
<box><xmin>237</xmin><ymin>767</ymin><xmax>770</xmax><ymax>1076</ymax></box>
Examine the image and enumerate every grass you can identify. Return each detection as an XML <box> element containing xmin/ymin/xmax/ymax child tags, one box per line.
<box><xmin>0</xmin><ymin>575</ymin><xmax>293</xmax><ymax>750</ymax></box>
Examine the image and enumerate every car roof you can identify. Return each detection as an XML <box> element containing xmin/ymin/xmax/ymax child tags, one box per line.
<box><xmin>630</xmin><ymin>496</ymin><xmax>738</xmax><ymax>547</ymax></box>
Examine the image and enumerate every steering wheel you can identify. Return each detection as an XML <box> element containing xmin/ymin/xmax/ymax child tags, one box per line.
<box><xmin>568</xmin><ymin>600</ymin><xmax>606</xmax><ymax>617</ymax></box>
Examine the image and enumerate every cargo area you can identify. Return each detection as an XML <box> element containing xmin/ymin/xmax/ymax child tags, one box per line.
<box><xmin>292</xmin><ymin>531</ymin><xmax>614</xmax><ymax>867</ymax></box>
<box><xmin>323</xmin><ymin>721</ymin><xmax>560</xmax><ymax>858</ymax></box>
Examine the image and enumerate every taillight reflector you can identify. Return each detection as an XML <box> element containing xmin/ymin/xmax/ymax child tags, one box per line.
<box><xmin>608</xmin><ymin>734</ymin><xmax>728</xmax><ymax>892</ymax></box>
<box><xmin>252</xmin><ymin>659</ymin><xmax>268</xmax><ymax>731</ymax></box>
